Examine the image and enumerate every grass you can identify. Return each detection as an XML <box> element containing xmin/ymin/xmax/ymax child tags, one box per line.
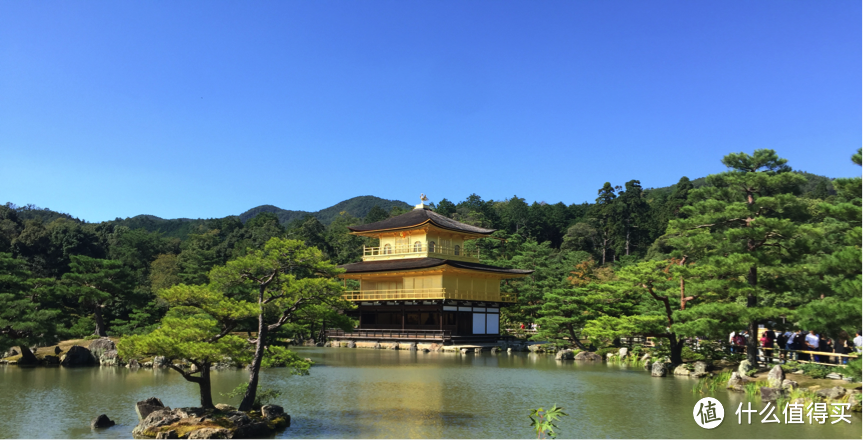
<box><xmin>692</xmin><ymin>371</ymin><xmax>732</xmax><ymax>396</ymax></box>
<box><xmin>744</xmin><ymin>380</ymin><xmax>769</xmax><ymax>397</ymax></box>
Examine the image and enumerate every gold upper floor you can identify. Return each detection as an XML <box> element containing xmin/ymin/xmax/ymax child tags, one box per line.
<box><xmin>359</xmin><ymin>224</ymin><xmax>481</xmax><ymax>263</ymax></box>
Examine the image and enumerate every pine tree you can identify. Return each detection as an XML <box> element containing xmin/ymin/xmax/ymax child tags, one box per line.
<box><xmin>119</xmin><ymin>284</ymin><xmax>257</xmax><ymax>408</ymax></box>
<box><xmin>0</xmin><ymin>253</ymin><xmax>61</xmax><ymax>363</ymax></box>
<box><xmin>591</xmin><ymin>183</ymin><xmax>619</xmax><ymax>264</ymax></box>
<box><xmin>63</xmin><ymin>255</ymin><xmax>135</xmax><ymax>336</ymax></box>
<box><xmin>614</xmin><ymin>180</ymin><xmax>650</xmax><ymax>257</ymax></box>
<box><xmin>667</xmin><ymin>149</ymin><xmax>811</xmax><ymax>365</ymax></box>
<box><xmin>794</xmin><ymin>149</ymin><xmax>861</xmax><ymax>345</ymax></box>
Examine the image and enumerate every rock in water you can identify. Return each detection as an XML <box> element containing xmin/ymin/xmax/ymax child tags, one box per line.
<box><xmin>767</xmin><ymin>365</ymin><xmax>785</xmax><ymax>388</ymax></box>
<box><xmin>651</xmin><ymin>362</ymin><xmax>667</xmax><ymax>377</ymax></box>
<box><xmin>153</xmin><ymin>356</ymin><xmax>168</xmax><ymax>368</ymax></box>
<box><xmin>91</xmin><ymin>414</ymin><xmax>115</xmax><ymax>429</ymax></box>
<box><xmin>61</xmin><ymin>346</ymin><xmax>95</xmax><ymax>367</ymax></box>
<box><xmin>619</xmin><ymin>347</ymin><xmax>628</xmax><ymax>358</ymax></box>
<box><xmin>760</xmin><ymin>387</ymin><xmax>783</xmax><ymax>402</ymax></box>
<box><xmin>691</xmin><ymin>361</ymin><xmax>708</xmax><ymax>378</ymax></box>
<box><xmin>54</xmin><ymin>346</ymin><xmax>62</xmax><ymax>355</ymax></box>
<box><xmin>43</xmin><ymin>355</ymin><xmax>60</xmax><ymax>365</ymax></box>
<box><xmin>136</xmin><ymin>397</ymin><xmax>166</xmax><ymax>421</ymax></box>
<box><xmin>826</xmin><ymin>372</ymin><xmax>843</xmax><ymax>380</ymax></box>
<box><xmin>215</xmin><ymin>403</ymin><xmax>236</xmax><ymax>412</ymax></box>
<box><xmin>100</xmin><ymin>350</ymin><xmax>119</xmax><ymax>366</ymax></box>
<box><xmin>88</xmin><ymin>338</ymin><xmax>116</xmax><ymax>360</ymax></box>
<box><xmin>261</xmin><ymin>405</ymin><xmax>284</xmax><ymax>419</ymax></box>
<box><xmin>738</xmin><ymin>360</ymin><xmax>752</xmax><ymax>377</ymax></box>
<box><xmin>574</xmin><ymin>351</ymin><xmax>602</xmax><ymax>361</ymax></box>
<box><xmin>346</xmin><ymin>341</ymin><xmax>356</xmax><ymax>348</ymax></box>
<box><xmin>555</xmin><ymin>349</ymin><xmax>575</xmax><ymax>360</ymax></box>
<box><xmin>132</xmin><ymin>409</ymin><xmax>180</xmax><ymax>437</ymax></box>
<box><xmin>673</xmin><ymin>364</ymin><xmax>691</xmax><ymax>376</ymax></box>
<box><xmin>727</xmin><ymin>372</ymin><xmax>747</xmax><ymax>392</ymax></box>
<box><xmin>373</xmin><ymin>342</ymin><xmax>381</xmax><ymax>349</ymax></box>
<box><xmin>460</xmin><ymin>348</ymin><xmax>469</xmax><ymax>355</ymax></box>
<box><xmin>127</xmin><ymin>359</ymin><xmax>140</xmax><ymax>369</ymax></box>
<box><xmin>187</xmin><ymin>428</ymin><xmax>230</xmax><ymax>439</ymax></box>
<box><xmin>155</xmin><ymin>430</ymin><xmax>178</xmax><ymax>439</ymax></box>
<box><xmin>640</xmin><ymin>353</ymin><xmax>651</xmax><ymax>362</ymax></box>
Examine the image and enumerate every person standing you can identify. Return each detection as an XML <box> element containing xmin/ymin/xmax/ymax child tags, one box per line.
<box><xmin>729</xmin><ymin>331</ymin><xmax>737</xmax><ymax>353</ymax></box>
<box><xmin>805</xmin><ymin>330</ymin><xmax>820</xmax><ymax>363</ymax></box>
<box><xmin>776</xmin><ymin>331</ymin><xmax>788</xmax><ymax>361</ymax></box>
<box><xmin>854</xmin><ymin>331</ymin><xmax>863</xmax><ymax>355</ymax></box>
<box><xmin>792</xmin><ymin>330</ymin><xmax>806</xmax><ymax>361</ymax></box>
<box><xmin>764</xmin><ymin>329</ymin><xmax>776</xmax><ymax>362</ymax></box>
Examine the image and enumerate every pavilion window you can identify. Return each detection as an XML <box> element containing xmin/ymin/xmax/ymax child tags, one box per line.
<box><xmin>414</xmin><ymin>241</ymin><xmax>422</xmax><ymax>252</ymax></box>
<box><xmin>429</xmin><ymin>241</ymin><xmax>436</xmax><ymax>252</ymax></box>
<box><xmin>383</xmin><ymin>244</ymin><xmax>392</xmax><ymax>254</ymax></box>
<box><xmin>454</xmin><ymin>245</ymin><xmax>460</xmax><ymax>256</ymax></box>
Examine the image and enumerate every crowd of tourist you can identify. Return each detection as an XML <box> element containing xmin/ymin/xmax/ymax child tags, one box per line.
<box><xmin>728</xmin><ymin>329</ymin><xmax>862</xmax><ymax>364</ymax></box>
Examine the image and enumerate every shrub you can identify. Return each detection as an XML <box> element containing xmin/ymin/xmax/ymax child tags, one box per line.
<box><xmin>221</xmin><ymin>383</ymin><xmax>281</xmax><ymax>410</ymax></box>
<box><xmin>682</xmin><ymin>347</ymin><xmax>706</xmax><ymax>362</ymax></box>
<box><xmin>842</xmin><ymin>358</ymin><xmax>863</xmax><ymax>381</ymax></box>
<box><xmin>594</xmin><ymin>347</ymin><xmax>617</xmax><ymax>358</ymax></box>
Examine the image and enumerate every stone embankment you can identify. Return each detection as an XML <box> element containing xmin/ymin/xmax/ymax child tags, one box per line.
<box><xmin>1</xmin><ymin>338</ymin><xmax>240</xmax><ymax>370</ymax></box>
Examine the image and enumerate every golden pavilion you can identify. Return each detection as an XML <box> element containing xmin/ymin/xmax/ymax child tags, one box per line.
<box><xmin>334</xmin><ymin>197</ymin><xmax>532</xmax><ymax>343</ymax></box>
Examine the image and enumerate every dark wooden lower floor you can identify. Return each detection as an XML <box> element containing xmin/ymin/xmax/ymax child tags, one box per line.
<box><xmin>344</xmin><ymin>300</ymin><xmax>504</xmax><ymax>338</ymax></box>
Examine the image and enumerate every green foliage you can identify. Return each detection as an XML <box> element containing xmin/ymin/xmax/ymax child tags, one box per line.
<box><xmin>843</xmin><ymin>358</ymin><xmax>861</xmax><ymax>381</ymax></box>
<box><xmin>119</xmin><ymin>284</ymin><xmax>257</xmax><ymax>369</ymax></box>
<box><xmin>594</xmin><ymin>347</ymin><xmax>617</xmax><ymax>358</ymax></box>
<box><xmin>798</xmin><ymin>363</ymin><xmax>830</xmax><ymax>379</ymax></box>
<box><xmin>528</xmin><ymin>405</ymin><xmax>567</xmax><ymax>440</ymax></box>
<box><xmin>66</xmin><ymin>316</ymin><xmax>97</xmax><ymax>339</ymax></box>
<box><xmin>0</xmin><ymin>253</ymin><xmax>62</xmax><ymax>352</ymax></box>
<box><xmin>208</xmin><ymin>237</ymin><xmax>351</xmax><ymax>411</ymax></box>
<box><xmin>681</xmin><ymin>347</ymin><xmax>705</xmax><ymax>363</ymax></box>
<box><xmin>221</xmin><ymin>383</ymin><xmax>282</xmax><ymax>410</ymax></box>
<box><xmin>261</xmin><ymin>345</ymin><xmax>313</xmax><ymax>373</ymax></box>
<box><xmin>62</xmin><ymin>255</ymin><xmax>136</xmax><ymax>336</ymax></box>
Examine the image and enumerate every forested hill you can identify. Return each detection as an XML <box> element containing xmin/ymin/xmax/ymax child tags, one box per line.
<box><xmin>238</xmin><ymin>196</ymin><xmax>411</xmax><ymax>225</ymax></box>
<box><xmin>86</xmin><ymin>195</ymin><xmax>411</xmax><ymax>239</ymax></box>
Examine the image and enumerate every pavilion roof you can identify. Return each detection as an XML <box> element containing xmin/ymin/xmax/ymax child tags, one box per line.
<box><xmin>347</xmin><ymin>208</ymin><xmax>495</xmax><ymax>235</ymax></box>
<box><xmin>338</xmin><ymin>257</ymin><xmax>533</xmax><ymax>276</ymax></box>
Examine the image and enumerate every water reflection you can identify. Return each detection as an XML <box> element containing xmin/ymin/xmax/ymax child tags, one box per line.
<box><xmin>1</xmin><ymin>349</ymin><xmax>859</xmax><ymax>439</ymax></box>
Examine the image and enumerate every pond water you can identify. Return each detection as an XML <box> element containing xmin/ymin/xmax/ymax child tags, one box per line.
<box><xmin>0</xmin><ymin>347</ymin><xmax>859</xmax><ymax>439</ymax></box>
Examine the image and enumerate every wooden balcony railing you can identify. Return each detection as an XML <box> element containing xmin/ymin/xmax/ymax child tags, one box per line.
<box><xmin>362</xmin><ymin>244</ymin><xmax>479</xmax><ymax>260</ymax></box>
<box><xmin>342</xmin><ymin>288</ymin><xmax>516</xmax><ymax>303</ymax></box>
<box><xmin>325</xmin><ymin>329</ymin><xmax>452</xmax><ymax>341</ymax></box>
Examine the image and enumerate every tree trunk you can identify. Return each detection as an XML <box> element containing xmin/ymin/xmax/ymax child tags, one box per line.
<box><xmin>239</xmin><ymin>312</ymin><xmax>268</xmax><ymax>411</ymax></box>
<box><xmin>746</xmin><ymin>265</ymin><xmax>758</xmax><ymax>366</ymax></box>
<box><xmin>625</xmin><ymin>225</ymin><xmax>631</xmax><ymax>256</ymax></box>
<box><xmin>93</xmin><ymin>304</ymin><xmax>107</xmax><ymax>337</ymax></box>
<box><xmin>565</xmin><ymin>324</ymin><xmax>588</xmax><ymax>351</ymax></box>
<box><xmin>668</xmin><ymin>334</ymin><xmax>684</xmax><ymax>366</ymax></box>
<box><xmin>18</xmin><ymin>345</ymin><xmax>38</xmax><ymax>364</ymax></box>
<box><xmin>198</xmin><ymin>362</ymin><xmax>214</xmax><ymax>409</ymax></box>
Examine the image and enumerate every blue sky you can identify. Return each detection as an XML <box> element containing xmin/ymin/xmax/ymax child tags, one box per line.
<box><xmin>1</xmin><ymin>1</ymin><xmax>860</xmax><ymax>222</ymax></box>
